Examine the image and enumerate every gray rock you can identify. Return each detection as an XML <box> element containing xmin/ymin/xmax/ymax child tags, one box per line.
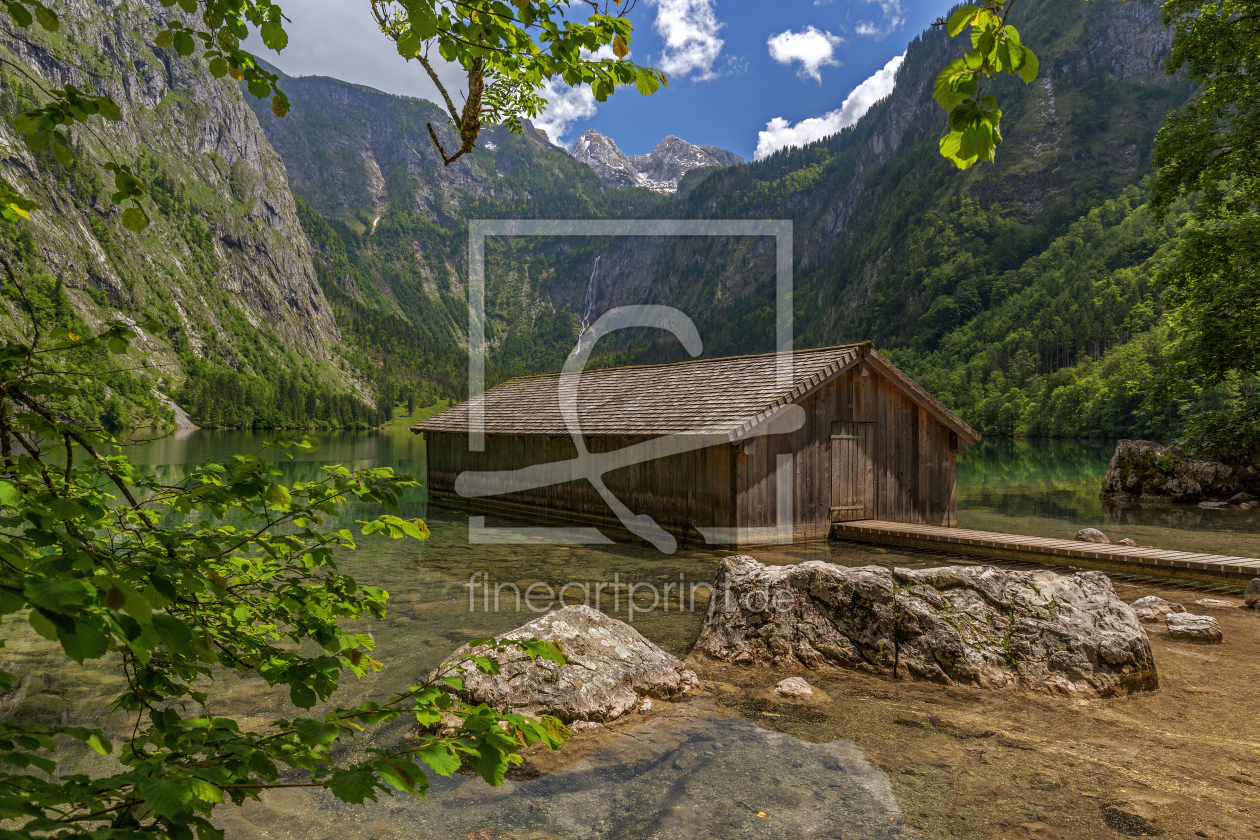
<box><xmin>772</xmin><ymin>677</ymin><xmax>814</xmax><ymax>699</ymax></box>
<box><xmin>1246</xmin><ymin>578</ymin><xmax>1260</xmax><ymax>609</ymax></box>
<box><xmin>1076</xmin><ymin>528</ymin><xmax>1111</xmax><ymax>544</ymax></box>
<box><xmin>1166</xmin><ymin>612</ymin><xmax>1222</xmax><ymax>644</ymax></box>
<box><xmin>436</xmin><ymin>606</ymin><xmax>698</xmax><ymax>722</ymax></box>
<box><xmin>1101</xmin><ymin>440</ymin><xmax>1260</xmax><ymax>503</ymax></box>
<box><xmin>695</xmin><ymin>556</ymin><xmax>1158</xmax><ymax>698</ymax></box>
<box><xmin>1118</xmin><ymin>538</ymin><xmax>1138</xmax><ymax>546</ymax></box>
<box><xmin>1192</xmin><ymin>598</ymin><xmax>1234</xmax><ymax>610</ymax></box>
<box><xmin>1130</xmin><ymin>595</ymin><xmax>1185</xmax><ymax>623</ymax></box>
<box><xmin>1198</xmin><ymin>500</ymin><xmax>1229</xmax><ymax>509</ymax></box>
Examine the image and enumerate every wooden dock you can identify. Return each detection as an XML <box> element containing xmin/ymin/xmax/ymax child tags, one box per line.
<box><xmin>832</xmin><ymin>520</ymin><xmax>1260</xmax><ymax>586</ymax></box>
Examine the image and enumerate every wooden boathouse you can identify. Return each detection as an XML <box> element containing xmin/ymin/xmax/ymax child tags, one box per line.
<box><xmin>413</xmin><ymin>343</ymin><xmax>981</xmax><ymax>545</ymax></box>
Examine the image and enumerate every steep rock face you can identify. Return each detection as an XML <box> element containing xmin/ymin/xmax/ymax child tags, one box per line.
<box><xmin>0</xmin><ymin>0</ymin><xmax>336</xmax><ymax>367</ymax></box>
<box><xmin>629</xmin><ymin>134</ymin><xmax>744</xmax><ymax>193</ymax></box>
<box><xmin>695</xmin><ymin>556</ymin><xmax>1158</xmax><ymax>698</ymax></box>
<box><xmin>567</xmin><ymin>128</ymin><xmax>644</xmax><ymax>189</ymax></box>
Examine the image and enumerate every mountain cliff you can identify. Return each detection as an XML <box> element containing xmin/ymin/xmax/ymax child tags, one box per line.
<box><xmin>0</xmin><ymin>0</ymin><xmax>375</xmax><ymax>427</ymax></box>
<box><xmin>567</xmin><ymin>128</ymin><xmax>744</xmax><ymax>193</ymax></box>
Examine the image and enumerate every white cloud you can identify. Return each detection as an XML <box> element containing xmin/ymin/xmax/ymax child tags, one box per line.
<box><xmin>532</xmin><ymin>80</ymin><xmax>598</xmax><ymax>146</ymax></box>
<box><xmin>854</xmin><ymin>0</ymin><xmax>906</xmax><ymax>39</ymax></box>
<box><xmin>754</xmin><ymin>52</ymin><xmax>904</xmax><ymax>160</ymax></box>
<box><xmin>767</xmin><ymin>26</ymin><xmax>843</xmax><ymax>83</ymax></box>
<box><xmin>648</xmin><ymin>0</ymin><xmax>725</xmax><ymax>80</ymax></box>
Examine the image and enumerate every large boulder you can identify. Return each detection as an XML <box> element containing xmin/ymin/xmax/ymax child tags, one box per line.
<box><xmin>1101</xmin><ymin>439</ymin><xmax>1260</xmax><ymax>503</ymax></box>
<box><xmin>694</xmin><ymin>556</ymin><xmax>1158</xmax><ymax>698</ymax></box>
<box><xmin>1245</xmin><ymin>579</ymin><xmax>1260</xmax><ymax>609</ymax></box>
<box><xmin>436</xmin><ymin>606</ymin><xmax>698</xmax><ymax>722</ymax></box>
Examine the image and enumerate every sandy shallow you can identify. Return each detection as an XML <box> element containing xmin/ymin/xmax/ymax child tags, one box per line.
<box><xmin>203</xmin><ymin>577</ymin><xmax>1260</xmax><ymax>840</ymax></box>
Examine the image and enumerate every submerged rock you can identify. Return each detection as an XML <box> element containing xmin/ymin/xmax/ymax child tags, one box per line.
<box><xmin>1101</xmin><ymin>439</ymin><xmax>1260</xmax><ymax>503</ymax></box>
<box><xmin>1166</xmin><ymin>613</ymin><xmax>1223</xmax><ymax>644</ymax></box>
<box><xmin>695</xmin><ymin>556</ymin><xmax>1157</xmax><ymax>698</ymax></box>
<box><xmin>1130</xmin><ymin>595</ymin><xmax>1186</xmax><ymax>623</ymax></box>
<box><xmin>772</xmin><ymin>677</ymin><xmax>814</xmax><ymax>699</ymax></box>
<box><xmin>436</xmin><ymin>605</ymin><xmax>698</xmax><ymax>722</ymax></box>
<box><xmin>1075</xmin><ymin>528</ymin><xmax>1111</xmax><ymax>544</ymax></box>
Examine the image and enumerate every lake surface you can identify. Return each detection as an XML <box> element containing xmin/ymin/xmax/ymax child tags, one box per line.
<box><xmin>8</xmin><ymin>429</ymin><xmax>1260</xmax><ymax>839</ymax></box>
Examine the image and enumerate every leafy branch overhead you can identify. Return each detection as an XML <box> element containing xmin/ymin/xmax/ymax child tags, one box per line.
<box><xmin>370</xmin><ymin>0</ymin><xmax>666</xmax><ymax>165</ymax></box>
<box><xmin>932</xmin><ymin>0</ymin><xmax>1038</xmax><ymax>169</ymax></box>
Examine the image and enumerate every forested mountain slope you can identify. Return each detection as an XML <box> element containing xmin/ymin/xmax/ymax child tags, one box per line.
<box><xmin>0</xmin><ymin>0</ymin><xmax>383</xmax><ymax>428</ymax></box>
<box><xmin>248</xmin><ymin>0</ymin><xmax>1191</xmax><ymax>440</ymax></box>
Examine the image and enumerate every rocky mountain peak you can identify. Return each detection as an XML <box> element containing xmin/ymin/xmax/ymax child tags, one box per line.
<box><xmin>630</xmin><ymin>135</ymin><xmax>745</xmax><ymax>193</ymax></box>
<box><xmin>567</xmin><ymin>128</ymin><xmax>644</xmax><ymax>189</ymax></box>
<box><xmin>567</xmin><ymin>129</ymin><xmax>744</xmax><ymax>193</ymax></box>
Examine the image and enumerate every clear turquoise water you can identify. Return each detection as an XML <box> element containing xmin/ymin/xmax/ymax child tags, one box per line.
<box><xmin>9</xmin><ymin>430</ymin><xmax>1259</xmax><ymax>839</ymax></box>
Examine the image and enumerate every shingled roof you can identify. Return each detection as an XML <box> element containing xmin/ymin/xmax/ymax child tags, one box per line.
<box><xmin>412</xmin><ymin>343</ymin><xmax>980</xmax><ymax>443</ymax></box>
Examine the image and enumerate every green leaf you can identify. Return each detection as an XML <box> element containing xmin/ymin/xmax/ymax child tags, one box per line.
<box><xmin>1015</xmin><ymin>44</ymin><xmax>1039</xmax><ymax>84</ymax></box>
<box><xmin>208</xmin><ymin>57</ymin><xmax>228</xmax><ymax>78</ymax></box>
<box><xmin>173</xmin><ymin>31</ymin><xmax>195</xmax><ymax>56</ymax></box>
<box><xmin>260</xmin><ymin>20</ymin><xmax>288</xmax><ymax>51</ymax></box>
<box><xmin>189</xmin><ymin>778</ymin><xmax>223</xmax><ymax>804</ymax></box>
<box><xmin>155</xmin><ymin>29</ymin><xmax>173</xmax><ymax>49</ymax></box>
<box><xmin>7</xmin><ymin>3</ymin><xmax>32</xmax><ymax>27</ymax></box>
<box><xmin>946</xmin><ymin>4</ymin><xmax>980</xmax><ymax>37</ymax></box>
<box><xmin>933</xmin><ymin>59</ymin><xmax>972</xmax><ymax>110</ymax></box>
<box><xmin>137</xmin><ymin>776</ymin><xmax>193</xmax><ymax>819</ymax></box>
<box><xmin>264</xmin><ymin>483</ymin><xmax>292</xmax><ymax>506</ymax></box>
<box><xmin>58</xmin><ymin>619</ymin><xmax>108</xmax><ymax>663</ymax></box>
<box><xmin>24</xmin><ymin>578</ymin><xmax>92</xmax><ymax>611</ymax></box>
<box><xmin>294</xmin><ymin>719</ymin><xmax>339</xmax><ymax>747</ymax></box>
<box><xmin>28</xmin><ymin>610</ymin><xmax>59</xmax><ymax>642</ymax></box>
<box><xmin>176</xmin><ymin>0</ymin><xmax>196</xmax><ymax>11</ymax></box>
<box><xmin>97</xmin><ymin>97</ymin><xmax>122</xmax><ymax>121</ymax></box>
<box><xmin>121</xmin><ymin>205</ymin><xmax>150</xmax><ymax>232</ymax></box>
<box><xmin>85</xmin><ymin>732</ymin><xmax>112</xmax><ymax>755</ymax></box>
<box><xmin>327</xmin><ymin>769</ymin><xmax>378</xmax><ymax>804</ymax></box>
<box><xmin>33</xmin><ymin>7</ymin><xmax>57</xmax><ymax>31</ymax></box>
<box><xmin>152</xmin><ymin>614</ymin><xmax>194</xmax><ymax>657</ymax></box>
<box><xmin>418</xmin><ymin>743</ymin><xmax>461</xmax><ymax>777</ymax></box>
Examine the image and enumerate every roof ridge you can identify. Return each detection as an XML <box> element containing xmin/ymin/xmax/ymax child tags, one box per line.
<box><xmin>491</xmin><ymin>342</ymin><xmax>870</xmax><ymax>387</ymax></box>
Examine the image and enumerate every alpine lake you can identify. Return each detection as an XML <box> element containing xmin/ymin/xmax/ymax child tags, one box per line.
<box><xmin>4</xmin><ymin>430</ymin><xmax>1259</xmax><ymax>840</ymax></box>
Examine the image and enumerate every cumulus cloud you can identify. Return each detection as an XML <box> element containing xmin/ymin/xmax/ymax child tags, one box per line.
<box><xmin>854</xmin><ymin>0</ymin><xmax>906</xmax><ymax>39</ymax></box>
<box><xmin>767</xmin><ymin>26</ymin><xmax>843</xmax><ymax>83</ymax></box>
<box><xmin>532</xmin><ymin>80</ymin><xmax>598</xmax><ymax>146</ymax></box>
<box><xmin>648</xmin><ymin>0</ymin><xmax>725</xmax><ymax>80</ymax></box>
<box><xmin>753</xmin><ymin>52</ymin><xmax>904</xmax><ymax>160</ymax></box>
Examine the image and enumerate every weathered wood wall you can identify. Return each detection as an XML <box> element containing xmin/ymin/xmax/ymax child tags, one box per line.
<box><xmin>734</xmin><ymin>365</ymin><xmax>957</xmax><ymax>540</ymax></box>
<box><xmin>424</xmin><ymin>364</ymin><xmax>958</xmax><ymax>544</ymax></box>
<box><xmin>424</xmin><ymin>431</ymin><xmax>737</xmax><ymax>534</ymax></box>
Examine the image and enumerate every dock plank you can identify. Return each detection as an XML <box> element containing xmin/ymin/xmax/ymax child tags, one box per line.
<box><xmin>832</xmin><ymin>520</ymin><xmax>1260</xmax><ymax>584</ymax></box>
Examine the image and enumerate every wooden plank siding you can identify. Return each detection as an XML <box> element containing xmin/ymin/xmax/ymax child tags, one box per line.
<box><xmin>419</xmin><ymin>346</ymin><xmax>973</xmax><ymax>546</ymax></box>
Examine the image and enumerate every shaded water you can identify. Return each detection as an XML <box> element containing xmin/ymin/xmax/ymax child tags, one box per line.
<box><xmin>6</xmin><ymin>430</ymin><xmax>1260</xmax><ymax>839</ymax></box>
<box><xmin>957</xmin><ymin>438</ymin><xmax>1260</xmax><ymax>556</ymax></box>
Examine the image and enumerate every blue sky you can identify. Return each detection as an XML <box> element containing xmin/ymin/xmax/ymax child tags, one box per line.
<box><xmin>252</xmin><ymin>0</ymin><xmax>955</xmax><ymax>161</ymax></box>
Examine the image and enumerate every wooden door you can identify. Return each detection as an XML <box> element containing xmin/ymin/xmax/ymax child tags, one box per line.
<box><xmin>831</xmin><ymin>421</ymin><xmax>874</xmax><ymax>522</ymax></box>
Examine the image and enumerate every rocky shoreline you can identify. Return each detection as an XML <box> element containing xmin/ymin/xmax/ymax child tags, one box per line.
<box><xmin>1102</xmin><ymin>439</ymin><xmax>1260</xmax><ymax>505</ymax></box>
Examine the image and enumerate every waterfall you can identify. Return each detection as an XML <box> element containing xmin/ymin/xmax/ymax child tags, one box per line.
<box><xmin>578</xmin><ymin>254</ymin><xmax>602</xmax><ymax>338</ymax></box>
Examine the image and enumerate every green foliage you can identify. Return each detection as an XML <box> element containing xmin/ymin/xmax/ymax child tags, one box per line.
<box><xmin>1146</xmin><ymin>0</ymin><xmax>1260</xmax><ymax>401</ymax></box>
<box><xmin>887</xmin><ymin>188</ymin><xmax>1193</xmax><ymax>438</ymax></box>
<box><xmin>370</xmin><ymin>0</ymin><xmax>663</xmax><ymax>164</ymax></box>
<box><xmin>933</xmin><ymin>0</ymin><xmax>1039</xmax><ymax>169</ymax></box>
<box><xmin>0</xmin><ymin>282</ymin><xmax>570</xmax><ymax>836</ymax></box>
